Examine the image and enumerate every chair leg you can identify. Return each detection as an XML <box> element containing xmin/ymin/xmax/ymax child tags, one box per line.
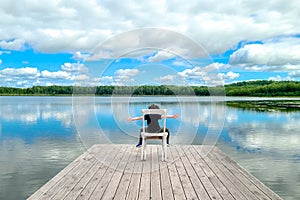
<box><xmin>143</xmin><ymin>145</ymin><xmax>146</xmax><ymax>160</ymax></box>
<box><xmin>162</xmin><ymin>136</ymin><xmax>166</xmax><ymax>161</ymax></box>
<box><xmin>141</xmin><ymin>137</ymin><xmax>146</xmax><ymax>161</ymax></box>
<box><xmin>141</xmin><ymin>147</ymin><xmax>144</xmax><ymax>160</ymax></box>
<box><xmin>164</xmin><ymin>143</ymin><xmax>167</xmax><ymax>161</ymax></box>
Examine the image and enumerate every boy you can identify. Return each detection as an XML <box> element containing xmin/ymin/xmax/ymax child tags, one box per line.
<box><xmin>127</xmin><ymin>104</ymin><xmax>178</xmax><ymax>147</ymax></box>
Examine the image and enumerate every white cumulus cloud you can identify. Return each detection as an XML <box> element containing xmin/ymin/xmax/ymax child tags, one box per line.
<box><xmin>97</xmin><ymin>76</ymin><xmax>114</xmax><ymax>85</ymax></box>
<box><xmin>0</xmin><ymin>62</ymin><xmax>91</xmax><ymax>87</ymax></box>
<box><xmin>114</xmin><ymin>68</ymin><xmax>139</xmax><ymax>78</ymax></box>
<box><xmin>229</xmin><ymin>37</ymin><xmax>300</xmax><ymax>70</ymax></box>
<box><xmin>178</xmin><ymin>62</ymin><xmax>239</xmax><ymax>85</ymax></box>
<box><xmin>71</xmin><ymin>51</ymin><xmax>90</xmax><ymax>61</ymax></box>
<box><xmin>288</xmin><ymin>70</ymin><xmax>300</xmax><ymax>78</ymax></box>
<box><xmin>74</xmin><ymin>74</ymin><xmax>89</xmax><ymax>81</ymax></box>
<box><xmin>41</xmin><ymin>70</ymin><xmax>71</xmax><ymax>80</ymax></box>
<box><xmin>0</xmin><ymin>39</ymin><xmax>25</xmax><ymax>50</ymax></box>
<box><xmin>96</xmin><ymin>69</ymin><xmax>140</xmax><ymax>86</ymax></box>
<box><xmin>1</xmin><ymin>0</ymin><xmax>299</xmax><ymax>55</ymax></box>
<box><xmin>17</xmin><ymin>80</ymin><xmax>29</xmax><ymax>86</ymax></box>
<box><xmin>0</xmin><ymin>67</ymin><xmax>40</xmax><ymax>78</ymax></box>
<box><xmin>148</xmin><ymin>51</ymin><xmax>175</xmax><ymax>62</ymax></box>
<box><xmin>218</xmin><ymin>71</ymin><xmax>240</xmax><ymax>80</ymax></box>
<box><xmin>155</xmin><ymin>75</ymin><xmax>176</xmax><ymax>83</ymax></box>
<box><xmin>61</xmin><ymin>62</ymin><xmax>88</xmax><ymax>74</ymax></box>
<box><xmin>0</xmin><ymin>67</ymin><xmax>41</xmax><ymax>87</ymax></box>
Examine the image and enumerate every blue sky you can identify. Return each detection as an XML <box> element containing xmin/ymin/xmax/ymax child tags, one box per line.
<box><xmin>0</xmin><ymin>0</ymin><xmax>300</xmax><ymax>88</ymax></box>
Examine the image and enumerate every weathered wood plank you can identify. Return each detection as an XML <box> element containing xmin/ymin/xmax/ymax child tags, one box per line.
<box><xmin>138</xmin><ymin>145</ymin><xmax>152</xmax><ymax>199</ymax></box>
<box><xmin>52</xmin><ymin>159</ymin><xmax>97</xmax><ymax>200</ymax></box>
<box><xmin>212</xmin><ymin>147</ymin><xmax>281</xmax><ymax>200</ymax></box>
<box><xmin>199</xmin><ymin>146</ymin><xmax>260</xmax><ymax>200</ymax></box>
<box><xmin>53</xmin><ymin>145</ymin><xmax>110</xmax><ymax>200</ymax></box>
<box><xmin>150</xmin><ymin>145</ymin><xmax>162</xmax><ymax>200</ymax></box>
<box><xmin>63</xmin><ymin>160</ymin><xmax>101</xmax><ymax>200</ymax></box>
<box><xmin>28</xmin><ymin>144</ymin><xmax>283</xmax><ymax>200</ymax></box>
<box><xmin>27</xmin><ymin>151</ymin><xmax>89</xmax><ymax>200</ymax></box>
<box><xmin>125</xmin><ymin>147</ymin><xmax>143</xmax><ymax>200</ymax></box>
<box><xmin>88</xmin><ymin>145</ymin><xmax>129</xmax><ymax>199</ymax></box>
<box><xmin>208</xmin><ymin>149</ymin><xmax>259</xmax><ymax>199</ymax></box>
<box><xmin>159</xmin><ymin>146</ymin><xmax>174</xmax><ymax>200</ymax></box>
<box><xmin>75</xmin><ymin>145</ymin><xmax>122</xmax><ymax>200</ymax></box>
<box><xmin>37</xmin><ymin>152</ymin><xmax>95</xmax><ymax>200</ymax></box>
<box><xmin>113</xmin><ymin>147</ymin><xmax>139</xmax><ymax>199</ymax></box>
<box><xmin>180</xmin><ymin>145</ymin><xmax>220</xmax><ymax>200</ymax></box>
<box><xmin>63</xmin><ymin>145</ymin><xmax>114</xmax><ymax>200</ymax></box>
<box><xmin>192</xmin><ymin>145</ymin><xmax>244</xmax><ymax>200</ymax></box>
<box><xmin>169</xmin><ymin>145</ymin><xmax>198</xmax><ymax>199</ymax></box>
<box><xmin>166</xmin><ymin>146</ymin><xmax>186</xmax><ymax>199</ymax></box>
<box><xmin>207</xmin><ymin>148</ymin><xmax>260</xmax><ymax>199</ymax></box>
<box><xmin>101</xmin><ymin>145</ymin><xmax>134</xmax><ymax>199</ymax></box>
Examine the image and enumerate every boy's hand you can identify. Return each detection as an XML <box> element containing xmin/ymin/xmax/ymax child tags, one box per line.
<box><xmin>127</xmin><ymin>117</ymin><xmax>133</xmax><ymax>122</ymax></box>
<box><xmin>173</xmin><ymin>113</ymin><xmax>179</xmax><ymax>119</ymax></box>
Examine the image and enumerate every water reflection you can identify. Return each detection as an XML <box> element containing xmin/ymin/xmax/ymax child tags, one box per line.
<box><xmin>0</xmin><ymin>97</ymin><xmax>85</xmax><ymax>199</ymax></box>
<box><xmin>0</xmin><ymin>97</ymin><xmax>300</xmax><ymax>199</ymax></box>
<box><xmin>221</xmin><ymin>107</ymin><xmax>300</xmax><ymax>200</ymax></box>
<box><xmin>72</xmin><ymin>97</ymin><xmax>225</xmax><ymax>148</ymax></box>
<box><xmin>225</xmin><ymin>108</ymin><xmax>300</xmax><ymax>154</ymax></box>
<box><xmin>0</xmin><ymin>97</ymin><xmax>73</xmax><ymax>127</ymax></box>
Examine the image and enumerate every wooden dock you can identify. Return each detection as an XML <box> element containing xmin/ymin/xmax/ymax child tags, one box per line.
<box><xmin>28</xmin><ymin>144</ymin><xmax>282</xmax><ymax>200</ymax></box>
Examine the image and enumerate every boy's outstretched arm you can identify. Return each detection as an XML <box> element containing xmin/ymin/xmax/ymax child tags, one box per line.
<box><xmin>165</xmin><ymin>113</ymin><xmax>179</xmax><ymax>119</ymax></box>
<box><xmin>127</xmin><ymin>116</ymin><xmax>143</xmax><ymax>122</ymax></box>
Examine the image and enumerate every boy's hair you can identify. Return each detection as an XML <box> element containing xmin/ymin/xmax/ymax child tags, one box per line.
<box><xmin>148</xmin><ymin>104</ymin><xmax>160</xmax><ymax>109</ymax></box>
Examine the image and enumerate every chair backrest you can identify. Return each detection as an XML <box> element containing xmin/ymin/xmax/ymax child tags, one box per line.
<box><xmin>141</xmin><ymin>109</ymin><xmax>167</xmax><ymax>133</ymax></box>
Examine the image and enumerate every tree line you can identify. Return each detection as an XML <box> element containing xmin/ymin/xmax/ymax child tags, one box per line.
<box><xmin>225</xmin><ymin>80</ymin><xmax>300</xmax><ymax>97</ymax></box>
<box><xmin>0</xmin><ymin>80</ymin><xmax>300</xmax><ymax>96</ymax></box>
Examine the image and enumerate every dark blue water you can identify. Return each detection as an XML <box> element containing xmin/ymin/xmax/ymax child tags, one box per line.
<box><xmin>1</xmin><ymin>96</ymin><xmax>300</xmax><ymax>199</ymax></box>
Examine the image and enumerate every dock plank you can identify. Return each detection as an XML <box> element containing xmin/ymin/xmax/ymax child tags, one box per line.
<box><xmin>150</xmin><ymin>145</ymin><xmax>162</xmax><ymax>200</ymax></box>
<box><xmin>88</xmin><ymin>145</ymin><xmax>128</xmax><ymax>199</ymax></box>
<box><xmin>113</xmin><ymin>147</ymin><xmax>139</xmax><ymax>199</ymax></box>
<box><xmin>138</xmin><ymin>145</ymin><xmax>152</xmax><ymax>200</ymax></box>
<box><xmin>27</xmin><ymin>151</ymin><xmax>89</xmax><ymax>200</ymax></box>
<box><xmin>101</xmin><ymin>145</ymin><xmax>134</xmax><ymax>199</ymax></box>
<box><xmin>180</xmin><ymin>145</ymin><xmax>221</xmax><ymax>200</ymax></box>
<box><xmin>193</xmin><ymin>145</ymin><xmax>245</xmax><ymax>200</ymax></box>
<box><xmin>64</xmin><ymin>144</ymin><xmax>114</xmax><ymax>199</ymax></box>
<box><xmin>38</xmin><ymin>153</ymin><xmax>95</xmax><ymax>200</ymax></box>
<box><xmin>64</xmin><ymin>145</ymin><xmax>110</xmax><ymax>200</ymax></box>
<box><xmin>125</xmin><ymin>147</ymin><xmax>143</xmax><ymax>200</ymax></box>
<box><xmin>166</xmin><ymin>146</ymin><xmax>186</xmax><ymax>199</ymax></box>
<box><xmin>159</xmin><ymin>146</ymin><xmax>174</xmax><ymax>200</ymax></box>
<box><xmin>75</xmin><ymin>145</ymin><xmax>122</xmax><ymax>200</ymax></box>
<box><xmin>212</xmin><ymin>147</ymin><xmax>281</xmax><ymax>200</ymax></box>
<box><xmin>53</xmin><ymin>145</ymin><xmax>109</xmax><ymax>200</ymax></box>
<box><xmin>200</xmin><ymin>146</ymin><xmax>260</xmax><ymax>200</ymax></box>
<box><xmin>63</xmin><ymin>160</ymin><xmax>101</xmax><ymax>200</ymax></box>
<box><xmin>169</xmin><ymin>145</ymin><xmax>198</xmax><ymax>199</ymax></box>
<box><xmin>28</xmin><ymin>144</ymin><xmax>283</xmax><ymax>200</ymax></box>
<box><xmin>176</xmin><ymin>146</ymin><xmax>214</xmax><ymax>199</ymax></box>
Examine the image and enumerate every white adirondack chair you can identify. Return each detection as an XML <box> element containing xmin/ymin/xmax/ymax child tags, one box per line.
<box><xmin>140</xmin><ymin>109</ymin><xmax>168</xmax><ymax>161</ymax></box>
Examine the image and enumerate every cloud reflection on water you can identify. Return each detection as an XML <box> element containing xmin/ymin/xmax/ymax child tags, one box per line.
<box><xmin>0</xmin><ymin>98</ymin><xmax>73</xmax><ymax>127</ymax></box>
<box><xmin>225</xmin><ymin>107</ymin><xmax>300</xmax><ymax>155</ymax></box>
<box><xmin>1</xmin><ymin>97</ymin><xmax>300</xmax><ymax>199</ymax></box>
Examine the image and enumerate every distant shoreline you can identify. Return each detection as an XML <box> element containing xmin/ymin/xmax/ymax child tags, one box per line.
<box><xmin>1</xmin><ymin>94</ymin><xmax>300</xmax><ymax>98</ymax></box>
<box><xmin>1</xmin><ymin>80</ymin><xmax>300</xmax><ymax>97</ymax></box>
<box><xmin>1</xmin><ymin>95</ymin><xmax>300</xmax><ymax>102</ymax></box>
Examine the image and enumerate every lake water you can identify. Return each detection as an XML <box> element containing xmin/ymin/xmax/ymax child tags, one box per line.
<box><xmin>1</xmin><ymin>96</ymin><xmax>300</xmax><ymax>199</ymax></box>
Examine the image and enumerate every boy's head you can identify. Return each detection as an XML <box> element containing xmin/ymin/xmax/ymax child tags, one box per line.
<box><xmin>148</xmin><ymin>104</ymin><xmax>160</xmax><ymax>109</ymax></box>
